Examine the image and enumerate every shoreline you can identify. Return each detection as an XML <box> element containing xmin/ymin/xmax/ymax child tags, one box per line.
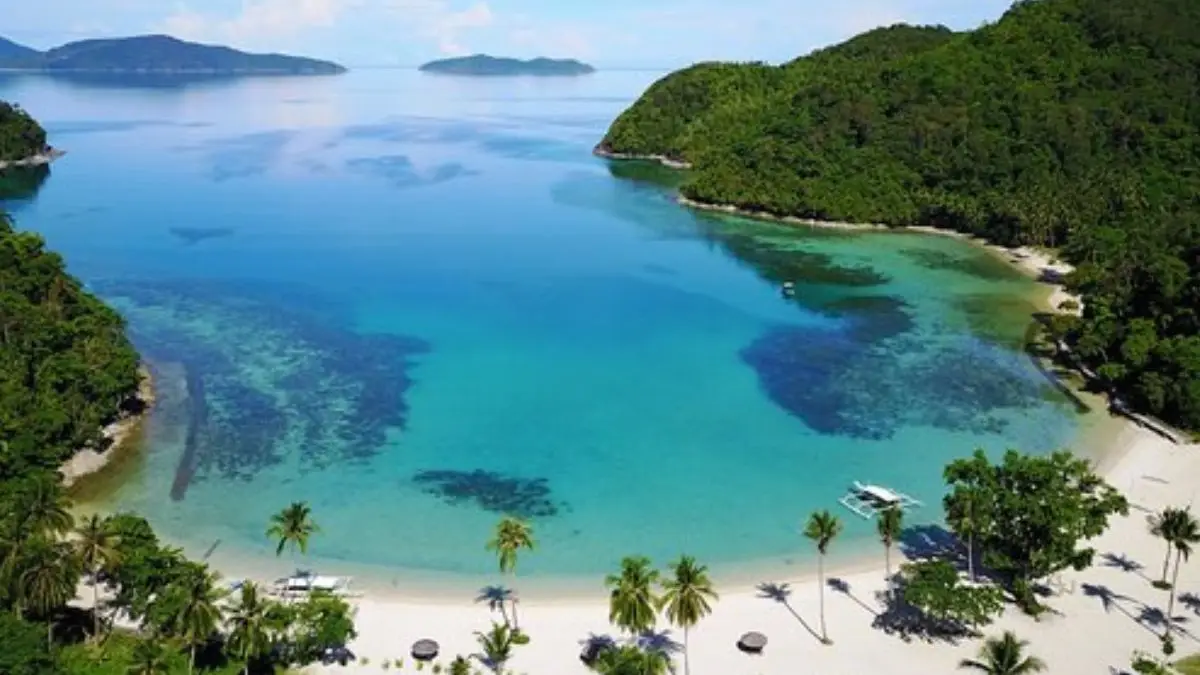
<box><xmin>60</xmin><ymin>365</ymin><xmax>155</xmax><ymax>489</ymax></box>
<box><xmin>0</xmin><ymin>147</ymin><xmax>65</xmax><ymax>171</ymax></box>
<box><xmin>592</xmin><ymin>146</ymin><xmax>693</xmax><ymax>170</ymax></box>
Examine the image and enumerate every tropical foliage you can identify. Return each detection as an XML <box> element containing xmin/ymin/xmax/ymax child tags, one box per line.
<box><xmin>591</xmin><ymin>644</ymin><xmax>670</xmax><ymax>675</ymax></box>
<box><xmin>598</xmin><ymin>0</ymin><xmax>1200</xmax><ymax>431</ymax></box>
<box><xmin>605</xmin><ymin>556</ymin><xmax>660</xmax><ymax>636</ymax></box>
<box><xmin>958</xmin><ymin>631</ymin><xmax>1046</xmax><ymax>674</ymax></box>
<box><xmin>485</xmin><ymin>516</ymin><xmax>534</xmax><ymax>630</ymax></box>
<box><xmin>943</xmin><ymin>449</ymin><xmax>1128</xmax><ymax>612</ymax></box>
<box><xmin>804</xmin><ymin>509</ymin><xmax>842</xmax><ymax>644</ymax></box>
<box><xmin>0</xmin><ymin>101</ymin><xmax>47</xmax><ymax>160</ymax></box>
<box><xmin>660</xmin><ymin>555</ymin><xmax>717</xmax><ymax>675</ymax></box>
<box><xmin>898</xmin><ymin>560</ymin><xmax>1004</xmax><ymax>635</ymax></box>
<box><xmin>266</xmin><ymin>501</ymin><xmax>319</xmax><ymax>558</ymax></box>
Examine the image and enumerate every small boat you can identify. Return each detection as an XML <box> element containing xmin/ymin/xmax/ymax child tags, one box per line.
<box><xmin>838</xmin><ymin>481</ymin><xmax>921</xmax><ymax>519</ymax></box>
<box><xmin>781</xmin><ymin>281</ymin><xmax>796</xmax><ymax>297</ymax></box>
<box><xmin>271</xmin><ymin>572</ymin><xmax>355</xmax><ymax>597</ymax></box>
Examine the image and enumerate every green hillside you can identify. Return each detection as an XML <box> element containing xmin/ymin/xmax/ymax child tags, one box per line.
<box><xmin>598</xmin><ymin>0</ymin><xmax>1200</xmax><ymax>430</ymax></box>
<box><xmin>0</xmin><ymin>102</ymin><xmax>47</xmax><ymax>161</ymax></box>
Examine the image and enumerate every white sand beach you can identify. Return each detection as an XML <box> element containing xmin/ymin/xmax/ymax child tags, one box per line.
<box><xmin>297</xmin><ymin>422</ymin><xmax>1198</xmax><ymax>675</ymax></box>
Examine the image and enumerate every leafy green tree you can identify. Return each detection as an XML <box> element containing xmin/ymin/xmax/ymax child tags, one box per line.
<box><xmin>591</xmin><ymin>644</ymin><xmax>670</xmax><ymax>675</ymax></box>
<box><xmin>289</xmin><ymin>590</ymin><xmax>358</xmax><ymax>665</ymax></box>
<box><xmin>899</xmin><ymin>560</ymin><xmax>1004</xmax><ymax>634</ymax></box>
<box><xmin>944</xmin><ymin>483</ymin><xmax>988</xmax><ymax>582</ymax></box>
<box><xmin>157</xmin><ymin>566</ymin><xmax>226</xmax><ymax>674</ymax></box>
<box><xmin>958</xmin><ymin>631</ymin><xmax>1046</xmax><ymax>674</ymax></box>
<box><xmin>17</xmin><ymin>536</ymin><xmax>81</xmax><ymax>648</ymax></box>
<box><xmin>660</xmin><ymin>556</ymin><xmax>717</xmax><ymax>675</ymax></box>
<box><xmin>74</xmin><ymin>513</ymin><xmax>121</xmax><ymax>643</ymax></box>
<box><xmin>485</xmin><ymin>517</ymin><xmax>534</xmax><ymax>630</ymax></box>
<box><xmin>449</xmin><ymin>655</ymin><xmax>471</xmax><ymax>675</ymax></box>
<box><xmin>943</xmin><ymin>449</ymin><xmax>1128</xmax><ymax>612</ymax></box>
<box><xmin>474</xmin><ymin>622</ymin><xmax>517</xmax><ymax>674</ymax></box>
<box><xmin>605</xmin><ymin>556</ymin><xmax>660</xmax><ymax>636</ymax></box>
<box><xmin>227</xmin><ymin>582</ymin><xmax>276</xmax><ymax>675</ymax></box>
<box><xmin>126</xmin><ymin>637</ymin><xmax>176</xmax><ymax>675</ymax></box>
<box><xmin>0</xmin><ymin>612</ymin><xmax>55</xmax><ymax>675</ymax></box>
<box><xmin>804</xmin><ymin>509</ymin><xmax>842</xmax><ymax>644</ymax></box>
<box><xmin>266</xmin><ymin>501</ymin><xmax>319</xmax><ymax>559</ymax></box>
<box><xmin>1163</xmin><ymin>509</ymin><xmax>1200</xmax><ymax>639</ymax></box>
<box><xmin>877</xmin><ymin>506</ymin><xmax>903</xmax><ymax>580</ymax></box>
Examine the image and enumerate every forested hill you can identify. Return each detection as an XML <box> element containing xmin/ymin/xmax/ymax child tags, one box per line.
<box><xmin>597</xmin><ymin>0</ymin><xmax>1200</xmax><ymax>431</ymax></box>
<box><xmin>0</xmin><ymin>102</ymin><xmax>141</xmax><ymax>477</ymax></box>
<box><xmin>0</xmin><ymin>34</ymin><xmax>346</xmax><ymax>74</ymax></box>
<box><xmin>0</xmin><ymin>102</ymin><xmax>48</xmax><ymax>161</ymax></box>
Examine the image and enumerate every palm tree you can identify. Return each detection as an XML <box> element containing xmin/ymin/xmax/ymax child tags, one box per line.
<box><xmin>592</xmin><ymin>644</ymin><xmax>670</xmax><ymax>675</ymax></box>
<box><xmin>475</xmin><ymin>622</ymin><xmax>516</xmax><ymax>673</ymax></box>
<box><xmin>945</xmin><ymin>485</ymin><xmax>986</xmax><ymax>581</ymax></box>
<box><xmin>877</xmin><ymin>506</ymin><xmax>904</xmax><ymax>580</ymax></box>
<box><xmin>1164</xmin><ymin>509</ymin><xmax>1200</xmax><ymax>638</ymax></box>
<box><xmin>1150</xmin><ymin>507</ymin><xmax>1189</xmax><ymax>586</ymax></box>
<box><xmin>605</xmin><ymin>556</ymin><xmax>660</xmax><ymax>636</ymax></box>
<box><xmin>660</xmin><ymin>556</ymin><xmax>717</xmax><ymax>675</ymax></box>
<box><xmin>127</xmin><ymin>637</ymin><xmax>176</xmax><ymax>675</ymax></box>
<box><xmin>485</xmin><ymin>516</ymin><xmax>534</xmax><ymax>630</ymax></box>
<box><xmin>266</xmin><ymin>501</ymin><xmax>319</xmax><ymax>560</ymax></box>
<box><xmin>75</xmin><ymin>513</ymin><xmax>121</xmax><ymax>642</ymax></box>
<box><xmin>227</xmin><ymin>582</ymin><xmax>275</xmax><ymax>675</ymax></box>
<box><xmin>804</xmin><ymin>509</ymin><xmax>842</xmax><ymax>645</ymax></box>
<box><xmin>958</xmin><ymin>631</ymin><xmax>1046</xmax><ymax>674</ymax></box>
<box><xmin>449</xmin><ymin>655</ymin><xmax>472</xmax><ymax>675</ymax></box>
<box><xmin>17</xmin><ymin>537</ymin><xmax>82</xmax><ymax>648</ymax></box>
<box><xmin>161</xmin><ymin>566</ymin><xmax>226</xmax><ymax>675</ymax></box>
<box><xmin>16</xmin><ymin>475</ymin><xmax>75</xmax><ymax>539</ymax></box>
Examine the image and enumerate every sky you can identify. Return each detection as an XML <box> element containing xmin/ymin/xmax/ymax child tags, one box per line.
<box><xmin>4</xmin><ymin>0</ymin><xmax>1017</xmax><ymax>68</ymax></box>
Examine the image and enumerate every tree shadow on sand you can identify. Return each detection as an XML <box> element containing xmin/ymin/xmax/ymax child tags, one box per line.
<box><xmin>1080</xmin><ymin>583</ymin><xmax>1177</xmax><ymax>639</ymax></box>
<box><xmin>828</xmin><ymin>577</ymin><xmax>879</xmax><ymax>616</ymax></box>
<box><xmin>577</xmin><ymin>633</ymin><xmax>617</xmax><ymax>665</ymax></box>
<box><xmin>475</xmin><ymin>585</ymin><xmax>512</xmax><ymax>626</ymax></box>
<box><xmin>755</xmin><ymin>582</ymin><xmax>823</xmax><ymax>643</ymax></box>
<box><xmin>1180</xmin><ymin>592</ymin><xmax>1200</xmax><ymax>615</ymax></box>
<box><xmin>637</xmin><ymin>628</ymin><xmax>683</xmax><ymax>658</ymax></box>
<box><xmin>868</xmin><ymin>580</ymin><xmax>972</xmax><ymax>645</ymax></box>
<box><xmin>1100</xmin><ymin>551</ymin><xmax>1151</xmax><ymax>582</ymax></box>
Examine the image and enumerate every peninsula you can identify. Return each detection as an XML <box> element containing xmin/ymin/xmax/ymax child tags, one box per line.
<box><xmin>0</xmin><ymin>34</ymin><xmax>346</xmax><ymax>74</ymax></box>
<box><xmin>418</xmin><ymin>54</ymin><xmax>594</xmax><ymax>76</ymax></box>
<box><xmin>597</xmin><ymin>0</ymin><xmax>1200</xmax><ymax>435</ymax></box>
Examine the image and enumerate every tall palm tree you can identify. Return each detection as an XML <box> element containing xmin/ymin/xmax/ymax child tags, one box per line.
<box><xmin>945</xmin><ymin>484</ymin><xmax>987</xmax><ymax>582</ymax></box>
<box><xmin>605</xmin><ymin>556</ymin><xmax>660</xmax><ymax>636</ymax></box>
<box><xmin>475</xmin><ymin>622</ymin><xmax>516</xmax><ymax>673</ymax></box>
<box><xmin>17</xmin><ymin>536</ymin><xmax>82</xmax><ymax>648</ymax></box>
<box><xmin>877</xmin><ymin>506</ymin><xmax>904</xmax><ymax>581</ymax></box>
<box><xmin>75</xmin><ymin>513</ymin><xmax>121</xmax><ymax>643</ymax></box>
<box><xmin>266</xmin><ymin>501</ymin><xmax>319</xmax><ymax>560</ymax></box>
<box><xmin>227</xmin><ymin>582</ymin><xmax>275</xmax><ymax>675</ymax></box>
<box><xmin>161</xmin><ymin>566</ymin><xmax>226</xmax><ymax>675</ymax></box>
<box><xmin>660</xmin><ymin>555</ymin><xmax>717</xmax><ymax>675</ymax></box>
<box><xmin>1164</xmin><ymin>509</ymin><xmax>1200</xmax><ymax>638</ymax></box>
<box><xmin>804</xmin><ymin>510</ymin><xmax>842</xmax><ymax>645</ymax></box>
<box><xmin>958</xmin><ymin>631</ymin><xmax>1046</xmax><ymax>674</ymax></box>
<box><xmin>593</xmin><ymin>644</ymin><xmax>670</xmax><ymax>675</ymax></box>
<box><xmin>14</xmin><ymin>475</ymin><xmax>74</xmax><ymax>539</ymax></box>
<box><xmin>1150</xmin><ymin>507</ymin><xmax>1188</xmax><ymax>586</ymax></box>
<box><xmin>485</xmin><ymin>516</ymin><xmax>534</xmax><ymax>630</ymax></box>
<box><xmin>127</xmin><ymin>637</ymin><xmax>176</xmax><ymax>675</ymax></box>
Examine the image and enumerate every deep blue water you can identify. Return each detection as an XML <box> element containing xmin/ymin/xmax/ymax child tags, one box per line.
<box><xmin>0</xmin><ymin>69</ymin><xmax>1080</xmax><ymax>587</ymax></box>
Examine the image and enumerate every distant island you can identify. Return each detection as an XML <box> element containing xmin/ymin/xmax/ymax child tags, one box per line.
<box><xmin>418</xmin><ymin>54</ymin><xmax>594</xmax><ymax>77</ymax></box>
<box><xmin>0</xmin><ymin>34</ymin><xmax>346</xmax><ymax>74</ymax></box>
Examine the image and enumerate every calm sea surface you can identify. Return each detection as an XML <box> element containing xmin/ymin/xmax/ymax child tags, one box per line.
<box><xmin>0</xmin><ymin>69</ymin><xmax>1080</xmax><ymax>589</ymax></box>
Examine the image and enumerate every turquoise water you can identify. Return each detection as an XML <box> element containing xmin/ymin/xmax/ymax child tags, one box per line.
<box><xmin>0</xmin><ymin>70</ymin><xmax>1079</xmax><ymax>586</ymax></box>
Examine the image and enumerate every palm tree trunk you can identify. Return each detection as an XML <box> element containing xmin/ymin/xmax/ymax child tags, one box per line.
<box><xmin>1161</xmin><ymin>544</ymin><xmax>1172</xmax><ymax>584</ymax></box>
<box><xmin>967</xmin><ymin>533</ymin><xmax>975</xmax><ymax>582</ymax></box>
<box><xmin>47</xmin><ymin>620</ymin><xmax>53</xmax><ymax>650</ymax></box>
<box><xmin>189</xmin><ymin>644</ymin><xmax>196</xmax><ymax>675</ymax></box>
<box><xmin>510</xmin><ymin>572</ymin><xmax>520</xmax><ymax>631</ymax></box>
<box><xmin>818</xmin><ymin>553</ymin><xmax>828</xmax><ymax>644</ymax></box>
<box><xmin>92</xmin><ymin>580</ymin><xmax>100</xmax><ymax>643</ymax></box>
<box><xmin>683</xmin><ymin>626</ymin><xmax>691</xmax><ymax>675</ymax></box>
<box><xmin>885</xmin><ymin>543</ymin><xmax>892</xmax><ymax>580</ymax></box>
<box><xmin>1167</xmin><ymin>548</ymin><xmax>1183</xmax><ymax>638</ymax></box>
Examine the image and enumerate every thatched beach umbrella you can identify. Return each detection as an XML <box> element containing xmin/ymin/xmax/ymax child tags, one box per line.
<box><xmin>412</xmin><ymin>638</ymin><xmax>440</xmax><ymax>661</ymax></box>
<box><xmin>737</xmin><ymin>631</ymin><xmax>767</xmax><ymax>654</ymax></box>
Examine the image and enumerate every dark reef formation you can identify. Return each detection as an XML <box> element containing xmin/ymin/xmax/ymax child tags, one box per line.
<box><xmin>93</xmin><ymin>279</ymin><xmax>429</xmax><ymax>499</ymax></box>
<box><xmin>411</xmin><ymin>469</ymin><xmax>564</xmax><ymax>519</ymax></box>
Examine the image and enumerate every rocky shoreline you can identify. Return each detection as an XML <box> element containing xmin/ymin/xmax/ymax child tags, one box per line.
<box><xmin>0</xmin><ymin>147</ymin><xmax>65</xmax><ymax>171</ymax></box>
<box><xmin>60</xmin><ymin>365</ymin><xmax>156</xmax><ymax>488</ymax></box>
<box><xmin>592</xmin><ymin>145</ymin><xmax>693</xmax><ymax>170</ymax></box>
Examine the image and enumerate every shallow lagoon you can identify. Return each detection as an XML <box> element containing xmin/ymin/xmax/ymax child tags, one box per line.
<box><xmin>0</xmin><ymin>69</ymin><xmax>1078</xmax><ymax>586</ymax></box>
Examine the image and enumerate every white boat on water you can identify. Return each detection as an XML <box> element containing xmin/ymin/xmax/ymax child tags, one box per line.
<box><xmin>838</xmin><ymin>481</ymin><xmax>922</xmax><ymax>519</ymax></box>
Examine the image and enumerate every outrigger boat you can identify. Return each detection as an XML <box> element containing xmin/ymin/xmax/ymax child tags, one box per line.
<box><xmin>838</xmin><ymin>481</ymin><xmax>922</xmax><ymax>519</ymax></box>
